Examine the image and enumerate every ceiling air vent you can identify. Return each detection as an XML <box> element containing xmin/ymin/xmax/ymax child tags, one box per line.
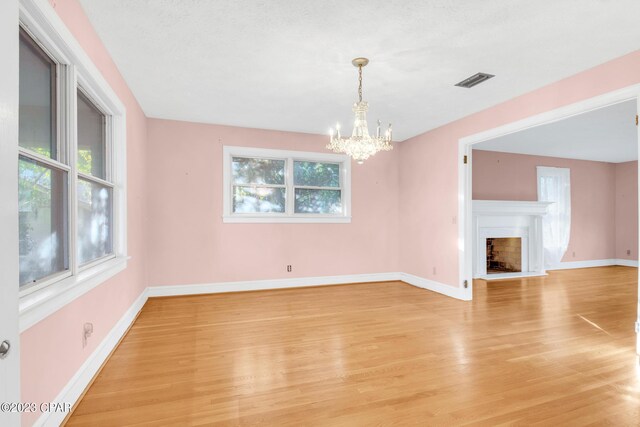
<box><xmin>455</xmin><ymin>72</ymin><xmax>495</xmax><ymax>88</ymax></box>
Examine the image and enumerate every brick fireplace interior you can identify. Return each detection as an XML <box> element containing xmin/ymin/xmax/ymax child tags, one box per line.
<box><xmin>486</xmin><ymin>237</ymin><xmax>522</xmax><ymax>274</ymax></box>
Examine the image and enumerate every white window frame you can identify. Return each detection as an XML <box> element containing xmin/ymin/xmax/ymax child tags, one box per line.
<box><xmin>18</xmin><ymin>0</ymin><xmax>127</xmax><ymax>332</ymax></box>
<box><xmin>223</xmin><ymin>146</ymin><xmax>351</xmax><ymax>223</ymax></box>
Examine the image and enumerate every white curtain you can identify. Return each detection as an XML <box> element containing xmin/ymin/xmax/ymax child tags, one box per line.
<box><xmin>537</xmin><ymin>166</ymin><xmax>571</xmax><ymax>269</ymax></box>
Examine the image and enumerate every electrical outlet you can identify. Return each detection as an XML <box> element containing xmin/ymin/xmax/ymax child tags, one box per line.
<box><xmin>433</xmin><ymin>267</ymin><xmax>437</xmax><ymax>275</ymax></box>
<box><xmin>627</xmin><ymin>249</ymin><xmax>631</xmax><ymax>256</ymax></box>
<box><xmin>286</xmin><ymin>265</ymin><xmax>292</xmax><ymax>272</ymax></box>
<box><xmin>572</xmin><ymin>251</ymin><xmax>576</xmax><ymax>258</ymax></box>
<box><xmin>83</xmin><ymin>322</ymin><xmax>93</xmax><ymax>348</ymax></box>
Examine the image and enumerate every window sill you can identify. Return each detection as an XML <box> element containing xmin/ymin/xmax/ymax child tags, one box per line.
<box><xmin>223</xmin><ymin>215</ymin><xmax>352</xmax><ymax>224</ymax></box>
<box><xmin>19</xmin><ymin>256</ymin><xmax>129</xmax><ymax>332</ymax></box>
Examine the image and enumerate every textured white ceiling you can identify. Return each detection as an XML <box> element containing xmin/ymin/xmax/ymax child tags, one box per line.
<box><xmin>474</xmin><ymin>100</ymin><xmax>638</xmax><ymax>163</ymax></box>
<box><xmin>78</xmin><ymin>0</ymin><xmax>640</xmax><ymax>141</ymax></box>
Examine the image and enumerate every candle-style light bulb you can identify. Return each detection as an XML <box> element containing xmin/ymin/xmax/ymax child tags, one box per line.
<box><xmin>376</xmin><ymin>120</ymin><xmax>381</xmax><ymax>138</ymax></box>
<box><xmin>336</xmin><ymin>122</ymin><xmax>341</xmax><ymax>138</ymax></box>
<box><xmin>388</xmin><ymin>123</ymin><xmax>393</xmax><ymax>141</ymax></box>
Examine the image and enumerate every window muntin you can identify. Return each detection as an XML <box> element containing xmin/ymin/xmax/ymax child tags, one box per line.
<box><xmin>224</xmin><ymin>147</ymin><xmax>350</xmax><ymax>222</ymax></box>
<box><xmin>77</xmin><ymin>90</ymin><xmax>107</xmax><ymax>179</ymax></box>
<box><xmin>18</xmin><ymin>28</ymin><xmax>57</xmax><ymax>159</ymax></box>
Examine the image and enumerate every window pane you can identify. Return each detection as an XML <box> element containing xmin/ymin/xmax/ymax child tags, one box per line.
<box><xmin>233</xmin><ymin>186</ymin><xmax>285</xmax><ymax>213</ymax></box>
<box><xmin>294</xmin><ymin>161</ymin><xmax>340</xmax><ymax>187</ymax></box>
<box><xmin>294</xmin><ymin>189</ymin><xmax>342</xmax><ymax>214</ymax></box>
<box><xmin>19</xmin><ymin>156</ymin><xmax>68</xmax><ymax>286</ymax></box>
<box><xmin>232</xmin><ymin>157</ymin><xmax>285</xmax><ymax>185</ymax></box>
<box><xmin>77</xmin><ymin>91</ymin><xmax>106</xmax><ymax>179</ymax></box>
<box><xmin>78</xmin><ymin>178</ymin><xmax>113</xmax><ymax>265</ymax></box>
<box><xmin>19</xmin><ymin>29</ymin><xmax>57</xmax><ymax>159</ymax></box>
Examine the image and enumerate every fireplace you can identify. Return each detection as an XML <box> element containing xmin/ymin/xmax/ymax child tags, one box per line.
<box><xmin>472</xmin><ymin>200</ymin><xmax>552</xmax><ymax>279</ymax></box>
<box><xmin>486</xmin><ymin>237</ymin><xmax>522</xmax><ymax>273</ymax></box>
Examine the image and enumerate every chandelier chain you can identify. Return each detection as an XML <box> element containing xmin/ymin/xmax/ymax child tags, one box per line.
<box><xmin>358</xmin><ymin>65</ymin><xmax>363</xmax><ymax>103</ymax></box>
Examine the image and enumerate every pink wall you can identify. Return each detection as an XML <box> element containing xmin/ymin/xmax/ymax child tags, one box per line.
<box><xmin>400</xmin><ymin>49</ymin><xmax>640</xmax><ymax>288</ymax></box>
<box><xmin>472</xmin><ymin>150</ymin><xmax>625</xmax><ymax>262</ymax></box>
<box><xmin>20</xmin><ymin>1</ymin><xmax>148</xmax><ymax>425</ymax></box>
<box><xmin>146</xmin><ymin>119</ymin><xmax>400</xmax><ymax>286</ymax></box>
<box><xmin>15</xmin><ymin>1</ymin><xmax>640</xmax><ymax>423</ymax></box>
<box><xmin>616</xmin><ymin>161</ymin><xmax>639</xmax><ymax>260</ymax></box>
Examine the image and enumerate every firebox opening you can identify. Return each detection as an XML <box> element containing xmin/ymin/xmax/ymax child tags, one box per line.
<box><xmin>486</xmin><ymin>237</ymin><xmax>522</xmax><ymax>274</ymax></box>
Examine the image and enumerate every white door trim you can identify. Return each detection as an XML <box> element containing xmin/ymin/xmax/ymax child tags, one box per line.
<box><xmin>0</xmin><ymin>0</ymin><xmax>22</xmax><ymax>425</ymax></box>
<box><xmin>457</xmin><ymin>84</ymin><xmax>640</xmax><ymax>351</ymax></box>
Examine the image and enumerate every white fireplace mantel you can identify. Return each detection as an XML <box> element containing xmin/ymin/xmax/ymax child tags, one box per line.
<box><xmin>473</xmin><ymin>200</ymin><xmax>552</xmax><ymax>280</ymax></box>
<box><xmin>473</xmin><ymin>200</ymin><xmax>553</xmax><ymax>216</ymax></box>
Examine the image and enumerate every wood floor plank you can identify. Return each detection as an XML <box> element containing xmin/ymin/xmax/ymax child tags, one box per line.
<box><xmin>65</xmin><ymin>266</ymin><xmax>640</xmax><ymax>426</ymax></box>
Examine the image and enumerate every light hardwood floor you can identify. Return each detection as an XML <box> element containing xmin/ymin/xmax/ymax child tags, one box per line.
<box><xmin>66</xmin><ymin>266</ymin><xmax>639</xmax><ymax>426</ymax></box>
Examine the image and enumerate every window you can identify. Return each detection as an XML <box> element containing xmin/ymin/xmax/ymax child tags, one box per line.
<box><xmin>17</xmin><ymin>4</ymin><xmax>127</xmax><ymax>325</ymax></box>
<box><xmin>232</xmin><ymin>157</ymin><xmax>286</xmax><ymax>213</ymax></box>
<box><xmin>76</xmin><ymin>90</ymin><xmax>113</xmax><ymax>266</ymax></box>
<box><xmin>537</xmin><ymin>166</ymin><xmax>571</xmax><ymax>269</ymax></box>
<box><xmin>293</xmin><ymin>161</ymin><xmax>342</xmax><ymax>214</ymax></box>
<box><xmin>223</xmin><ymin>147</ymin><xmax>351</xmax><ymax>223</ymax></box>
<box><xmin>19</xmin><ymin>28</ymin><xmax>69</xmax><ymax>287</ymax></box>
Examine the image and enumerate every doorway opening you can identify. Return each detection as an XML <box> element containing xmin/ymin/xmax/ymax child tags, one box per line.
<box><xmin>458</xmin><ymin>85</ymin><xmax>640</xmax><ymax>352</ymax></box>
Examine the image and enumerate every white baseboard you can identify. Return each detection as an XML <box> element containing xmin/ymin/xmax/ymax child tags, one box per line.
<box><xmin>35</xmin><ymin>289</ymin><xmax>148</xmax><ymax>427</ymax></box>
<box><xmin>37</xmin><ymin>271</ymin><xmax>469</xmax><ymax>425</ymax></box>
<box><xmin>399</xmin><ymin>273</ymin><xmax>472</xmax><ymax>301</ymax></box>
<box><xmin>549</xmin><ymin>259</ymin><xmax>639</xmax><ymax>270</ymax></box>
<box><xmin>550</xmin><ymin>259</ymin><xmax>616</xmax><ymax>270</ymax></box>
<box><xmin>615</xmin><ymin>258</ymin><xmax>639</xmax><ymax>267</ymax></box>
<box><xmin>147</xmin><ymin>273</ymin><xmax>401</xmax><ymax>297</ymax></box>
<box><xmin>148</xmin><ymin>273</ymin><xmax>471</xmax><ymax>301</ymax></box>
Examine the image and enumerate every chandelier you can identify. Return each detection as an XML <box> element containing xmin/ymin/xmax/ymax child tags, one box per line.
<box><xmin>327</xmin><ymin>57</ymin><xmax>393</xmax><ymax>164</ymax></box>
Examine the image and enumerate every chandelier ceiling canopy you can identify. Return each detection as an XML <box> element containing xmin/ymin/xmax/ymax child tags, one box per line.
<box><xmin>327</xmin><ymin>58</ymin><xmax>393</xmax><ymax>164</ymax></box>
